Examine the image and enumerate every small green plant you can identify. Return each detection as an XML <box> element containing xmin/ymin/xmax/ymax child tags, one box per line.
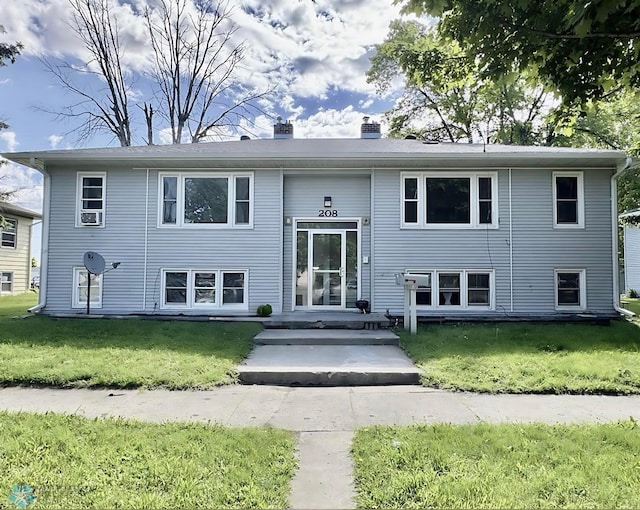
<box><xmin>256</xmin><ymin>304</ymin><xmax>273</xmax><ymax>317</ymax></box>
<box><xmin>628</xmin><ymin>288</ymin><xmax>639</xmax><ymax>298</ymax></box>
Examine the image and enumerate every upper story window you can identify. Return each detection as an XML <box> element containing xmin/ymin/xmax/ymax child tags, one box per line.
<box><xmin>402</xmin><ymin>172</ymin><xmax>497</xmax><ymax>228</ymax></box>
<box><xmin>553</xmin><ymin>171</ymin><xmax>584</xmax><ymax>228</ymax></box>
<box><xmin>76</xmin><ymin>172</ymin><xmax>106</xmax><ymax>227</ymax></box>
<box><xmin>1</xmin><ymin>219</ymin><xmax>17</xmax><ymax>248</ymax></box>
<box><xmin>160</xmin><ymin>173</ymin><xmax>253</xmax><ymax>228</ymax></box>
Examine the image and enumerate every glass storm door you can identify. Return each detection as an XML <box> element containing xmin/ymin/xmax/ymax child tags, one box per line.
<box><xmin>310</xmin><ymin>231</ymin><xmax>346</xmax><ymax>308</ymax></box>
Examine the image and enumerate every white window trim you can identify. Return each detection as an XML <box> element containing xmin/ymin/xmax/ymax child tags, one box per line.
<box><xmin>160</xmin><ymin>268</ymin><xmax>248</xmax><ymax>310</ymax></box>
<box><xmin>401</xmin><ymin>171</ymin><xmax>499</xmax><ymax>229</ymax></box>
<box><xmin>72</xmin><ymin>267</ymin><xmax>103</xmax><ymax>309</ymax></box>
<box><xmin>552</xmin><ymin>171</ymin><xmax>584</xmax><ymax>229</ymax></box>
<box><xmin>76</xmin><ymin>172</ymin><xmax>106</xmax><ymax>228</ymax></box>
<box><xmin>554</xmin><ymin>269</ymin><xmax>587</xmax><ymax>310</ymax></box>
<box><xmin>1</xmin><ymin>218</ymin><xmax>17</xmax><ymax>249</ymax></box>
<box><xmin>1</xmin><ymin>271</ymin><xmax>13</xmax><ymax>293</ymax></box>
<box><xmin>406</xmin><ymin>269</ymin><xmax>495</xmax><ymax>310</ymax></box>
<box><xmin>158</xmin><ymin>172</ymin><xmax>254</xmax><ymax>229</ymax></box>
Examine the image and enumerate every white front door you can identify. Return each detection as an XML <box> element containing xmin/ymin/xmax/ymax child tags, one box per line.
<box><xmin>309</xmin><ymin>231</ymin><xmax>346</xmax><ymax>308</ymax></box>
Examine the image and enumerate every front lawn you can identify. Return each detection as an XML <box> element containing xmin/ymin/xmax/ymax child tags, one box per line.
<box><xmin>621</xmin><ymin>297</ymin><xmax>640</xmax><ymax>315</ymax></box>
<box><xmin>353</xmin><ymin>421</ymin><xmax>640</xmax><ymax>509</ymax></box>
<box><xmin>399</xmin><ymin>321</ymin><xmax>640</xmax><ymax>394</ymax></box>
<box><xmin>0</xmin><ymin>291</ymin><xmax>38</xmax><ymax>317</ymax></box>
<box><xmin>0</xmin><ymin>294</ymin><xmax>260</xmax><ymax>389</ymax></box>
<box><xmin>1</xmin><ymin>412</ymin><xmax>296</xmax><ymax>509</ymax></box>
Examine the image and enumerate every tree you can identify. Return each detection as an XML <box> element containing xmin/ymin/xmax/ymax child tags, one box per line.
<box><xmin>0</xmin><ymin>24</ymin><xmax>22</xmax><ymax>225</ymax></box>
<box><xmin>144</xmin><ymin>0</ymin><xmax>269</xmax><ymax>143</ymax></box>
<box><xmin>0</xmin><ymin>25</ymin><xmax>22</xmax><ymax>68</ymax></box>
<box><xmin>367</xmin><ymin>20</ymin><xmax>551</xmax><ymax>144</ymax></box>
<box><xmin>42</xmin><ymin>0</ymin><xmax>133</xmax><ymax>146</ymax></box>
<box><xmin>45</xmin><ymin>0</ymin><xmax>271</xmax><ymax>146</ymax></box>
<box><xmin>399</xmin><ymin>0</ymin><xmax>640</xmax><ymax>105</ymax></box>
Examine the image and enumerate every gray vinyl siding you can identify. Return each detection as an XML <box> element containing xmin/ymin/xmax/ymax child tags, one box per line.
<box><xmin>624</xmin><ymin>225</ymin><xmax>640</xmax><ymax>294</ymax></box>
<box><xmin>44</xmin><ymin>166</ymin><xmax>146</xmax><ymax>313</ymax></box>
<box><xmin>511</xmin><ymin>168</ymin><xmax>614</xmax><ymax>314</ymax></box>
<box><xmin>144</xmin><ymin>168</ymin><xmax>282</xmax><ymax>314</ymax></box>
<box><xmin>283</xmin><ymin>174</ymin><xmax>371</xmax><ymax>311</ymax></box>
<box><xmin>44</xmin><ymin>165</ymin><xmax>282</xmax><ymax>314</ymax></box>
<box><xmin>372</xmin><ymin>167</ymin><xmax>615</xmax><ymax>315</ymax></box>
<box><xmin>0</xmin><ymin>215</ymin><xmax>33</xmax><ymax>294</ymax></box>
<box><xmin>372</xmin><ymin>169</ymin><xmax>511</xmax><ymax>314</ymax></box>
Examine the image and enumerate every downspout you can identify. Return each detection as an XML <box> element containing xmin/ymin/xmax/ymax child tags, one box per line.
<box><xmin>142</xmin><ymin>168</ymin><xmax>149</xmax><ymax>312</ymax></box>
<box><xmin>29</xmin><ymin>161</ymin><xmax>50</xmax><ymax>314</ymax></box>
<box><xmin>612</xmin><ymin>157</ymin><xmax>634</xmax><ymax>317</ymax></box>
<box><xmin>509</xmin><ymin>168</ymin><xmax>514</xmax><ymax>312</ymax></box>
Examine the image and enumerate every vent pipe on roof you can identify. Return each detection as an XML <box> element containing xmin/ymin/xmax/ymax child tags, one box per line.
<box><xmin>361</xmin><ymin>116</ymin><xmax>381</xmax><ymax>139</ymax></box>
<box><xmin>274</xmin><ymin>116</ymin><xmax>294</xmax><ymax>139</ymax></box>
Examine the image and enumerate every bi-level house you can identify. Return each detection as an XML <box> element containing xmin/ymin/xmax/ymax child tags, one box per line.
<box><xmin>0</xmin><ymin>201</ymin><xmax>41</xmax><ymax>294</ymax></box>
<box><xmin>2</xmin><ymin>120</ymin><xmax>632</xmax><ymax>318</ymax></box>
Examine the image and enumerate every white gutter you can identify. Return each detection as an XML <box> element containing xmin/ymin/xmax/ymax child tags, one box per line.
<box><xmin>612</xmin><ymin>157</ymin><xmax>635</xmax><ymax>316</ymax></box>
<box><xmin>142</xmin><ymin>168</ymin><xmax>150</xmax><ymax>311</ymax></box>
<box><xmin>28</xmin><ymin>162</ymin><xmax>50</xmax><ymax>314</ymax></box>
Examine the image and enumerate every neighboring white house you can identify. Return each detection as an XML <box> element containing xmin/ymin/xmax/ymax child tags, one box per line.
<box><xmin>0</xmin><ymin>201</ymin><xmax>41</xmax><ymax>295</ymax></box>
<box><xmin>621</xmin><ymin>209</ymin><xmax>640</xmax><ymax>295</ymax></box>
<box><xmin>1</xmin><ymin>120</ymin><xmax>633</xmax><ymax>318</ymax></box>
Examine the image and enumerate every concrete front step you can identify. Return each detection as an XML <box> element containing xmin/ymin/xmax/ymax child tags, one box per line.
<box><xmin>264</xmin><ymin>312</ymin><xmax>390</xmax><ymax>330</ymax></box>
<box><xmin>237</xmin><ymin>345</ymin><xmax>422</xmax><ymax>386</ymax></box>
<box><xmin>254</xmin><ymin>329</ymin><xmax>400</xmax><ymax>346</ymax></box>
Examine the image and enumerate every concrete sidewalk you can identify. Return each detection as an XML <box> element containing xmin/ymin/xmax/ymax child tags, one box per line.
<box><xmin>1</xmin><ymin>385</ymin><xmax>637</xmax><ymax>429</ymax></box>
<box><xmin>2</xmin><ymin>386</ymin><xmax>639</xmax><ymax>510</ymax></box>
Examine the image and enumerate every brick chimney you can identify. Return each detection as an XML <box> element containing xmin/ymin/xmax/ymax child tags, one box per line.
<box><xmin>274</xmin><ymin>117</ymin><xmax>294</xmax><ymax>139</ymax></box>
<box><xmin>360</xmin><ymin>116</ymin><xmax>381</xmax><ymax>139</ymax></box>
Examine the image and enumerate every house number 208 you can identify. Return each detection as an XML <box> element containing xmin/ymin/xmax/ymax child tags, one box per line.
<box><xmin>318</xmin><ymin>209</ymin><xmax>338</xmax><ymax>217</ymax></box>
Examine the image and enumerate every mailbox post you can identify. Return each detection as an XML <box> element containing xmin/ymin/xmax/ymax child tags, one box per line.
<box><xmin>395</xmin><ymin>273</ymin><xmax>430</xmax><ymax>334</ymax></box>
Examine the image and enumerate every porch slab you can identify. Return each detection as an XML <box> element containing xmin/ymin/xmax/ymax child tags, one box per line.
<box><xmin>264</xmin><ymin>311</ymin><xmax>390</xmax><ymax>330</ymax></box>
<box><xmin>236</xmin><ymin>345</ymin><xmax>422</xmax><ymax>386</ymax></box>
<box><xmin>254</xmin><ymin>328</ymin><xmax>399</xmax><ymax>345</ymax></box>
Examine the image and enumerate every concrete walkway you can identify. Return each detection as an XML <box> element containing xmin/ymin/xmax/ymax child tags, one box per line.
<box><xmin>1</xmin><ymin>385</ymin><xmax>639</xmax><ymax>509</ymax></box>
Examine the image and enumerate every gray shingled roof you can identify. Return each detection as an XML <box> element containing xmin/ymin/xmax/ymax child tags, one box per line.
<box><xmin>2</xmin><ymin>138</ymin><xmax>629</xmax><ymax>170</ymax></box>
<box><xmin>0</xmin><ymin>201</ymin><xmax>42</xmax><ymax>219</ymax></box>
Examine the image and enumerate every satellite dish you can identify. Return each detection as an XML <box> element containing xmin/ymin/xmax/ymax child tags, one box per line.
<box><xmin>83</xmin><ymin>251</ymin><xmax>106</xmax><ymax>275</ymax></box>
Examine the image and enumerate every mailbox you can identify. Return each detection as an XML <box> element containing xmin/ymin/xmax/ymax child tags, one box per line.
<box><xmin>395</xmin><ymin>272</ymin><xmax>428</xmax><ymax>334</ymax></box>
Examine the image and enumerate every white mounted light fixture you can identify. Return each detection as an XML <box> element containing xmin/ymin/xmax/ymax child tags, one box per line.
<box><xmin>324</xmin><ymin>196</ymin><xmax>332</xmax><ymax>208</ymax></box>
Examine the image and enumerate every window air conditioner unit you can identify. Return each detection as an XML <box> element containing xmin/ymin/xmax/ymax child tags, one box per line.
<box><xmin>80</xmin><ymin>211</ymin><xmax>103</xmax><ymax>225</ymax></box>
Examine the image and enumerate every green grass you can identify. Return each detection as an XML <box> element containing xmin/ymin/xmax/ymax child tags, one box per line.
<box><xmin>621</xmin><ymin>297</ymin><xmax>640</xmax><ymax>315</ymax></box>
<box><xmin>0</xmin><ymin>291</ymin><xmax>38</xmax><ymax>317</ymax></box>
<box><xmin>0</xmin><ymin>294</ymin><xmax>259</xmax><ymax>389</ymax></box>
<box><xmin>399</xmin><ymin>321</ymin><xmax>640</xmax><ymax>394</ymax></box>
<box><xmin>353</xmin><ymin>421</ymin><xmax>640</xmax><ymax>509</ymax></box>
<box><xmin>0</xmin><ymin>411</ymin><xmax>296</xmax><ymax>509</ymax></box>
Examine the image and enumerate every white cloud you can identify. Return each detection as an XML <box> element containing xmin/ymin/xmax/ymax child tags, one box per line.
<box><xmin>48</xmin><ymin>134</ymin><xmax>63</xmax><ymax>149</ymax></box>
<box><xmin>0</xmin><ymin>131</ymin><xmax>18</xmax><ymax>152</ymax></box>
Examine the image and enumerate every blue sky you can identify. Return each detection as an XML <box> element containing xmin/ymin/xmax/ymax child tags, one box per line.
<box><xmin>0</xmin><ymin>0</ymin><xmax>407</xmax><ymax>261</ymax></box>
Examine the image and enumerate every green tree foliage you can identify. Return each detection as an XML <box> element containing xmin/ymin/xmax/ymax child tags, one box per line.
<box><xmin>367</xmin><ymin>19</ymin><xmax>551</xmax><ymax>143</ymax></box>
<box><xmin>399</xmin><ymin>0</ymin><xmax>640</xmax><ymax>105</ymax></box>
<box><xmin>0</xmin><ymin>24</ymin><xmax>21</xmax><ymax>224</ymax></box>
<box><xmin>0</xmin><ymin>25</ymin><xmax>22</xmax><ymax>68</ymax></box>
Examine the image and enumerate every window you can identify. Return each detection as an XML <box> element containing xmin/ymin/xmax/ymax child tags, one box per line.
<box><xmin>1</xmin><ymin>219</ymin><xmax>17</xmax><ymax>248</ymax></box>
<box><xmin>1</xmin><ymin>272</ymin><xmax>12</xmax><ymax>293</ymax></box>
<box><xmin>402</xmin><ymin>172</ymin><xmax>497</xmax><ymax>228</ymax></box>
<box><xmin>406</xmin><ymin>269</ymin><xmax>494</xmax><ymax>309</ymax></box>
<box><xmin>555</xmin><ymin>269</ymin><xmax>586</xmax><ymax>309</ymax></box>
<box><xmin>73</xmin><ymin>268</ymin><xmax>103</xmax><ymax>308</ymax></box>
<box><xmin>76</xmin><ymin>173</ymin><xmax>106</xmax><ymax>226</ymax></box>
<box><xmin>161</xmin><ymin>269</ymin><xmax>248</xmax><ymax>309</ymax></box>
<box><xmin>553</xmin><ymin>172</ymin><xmax>584</xmax><ymax>228</ymax></box>
<box><xmin>160</xmin><ymin>173</ymin><xmax>253</xmax><ymax>227</ymax></box>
